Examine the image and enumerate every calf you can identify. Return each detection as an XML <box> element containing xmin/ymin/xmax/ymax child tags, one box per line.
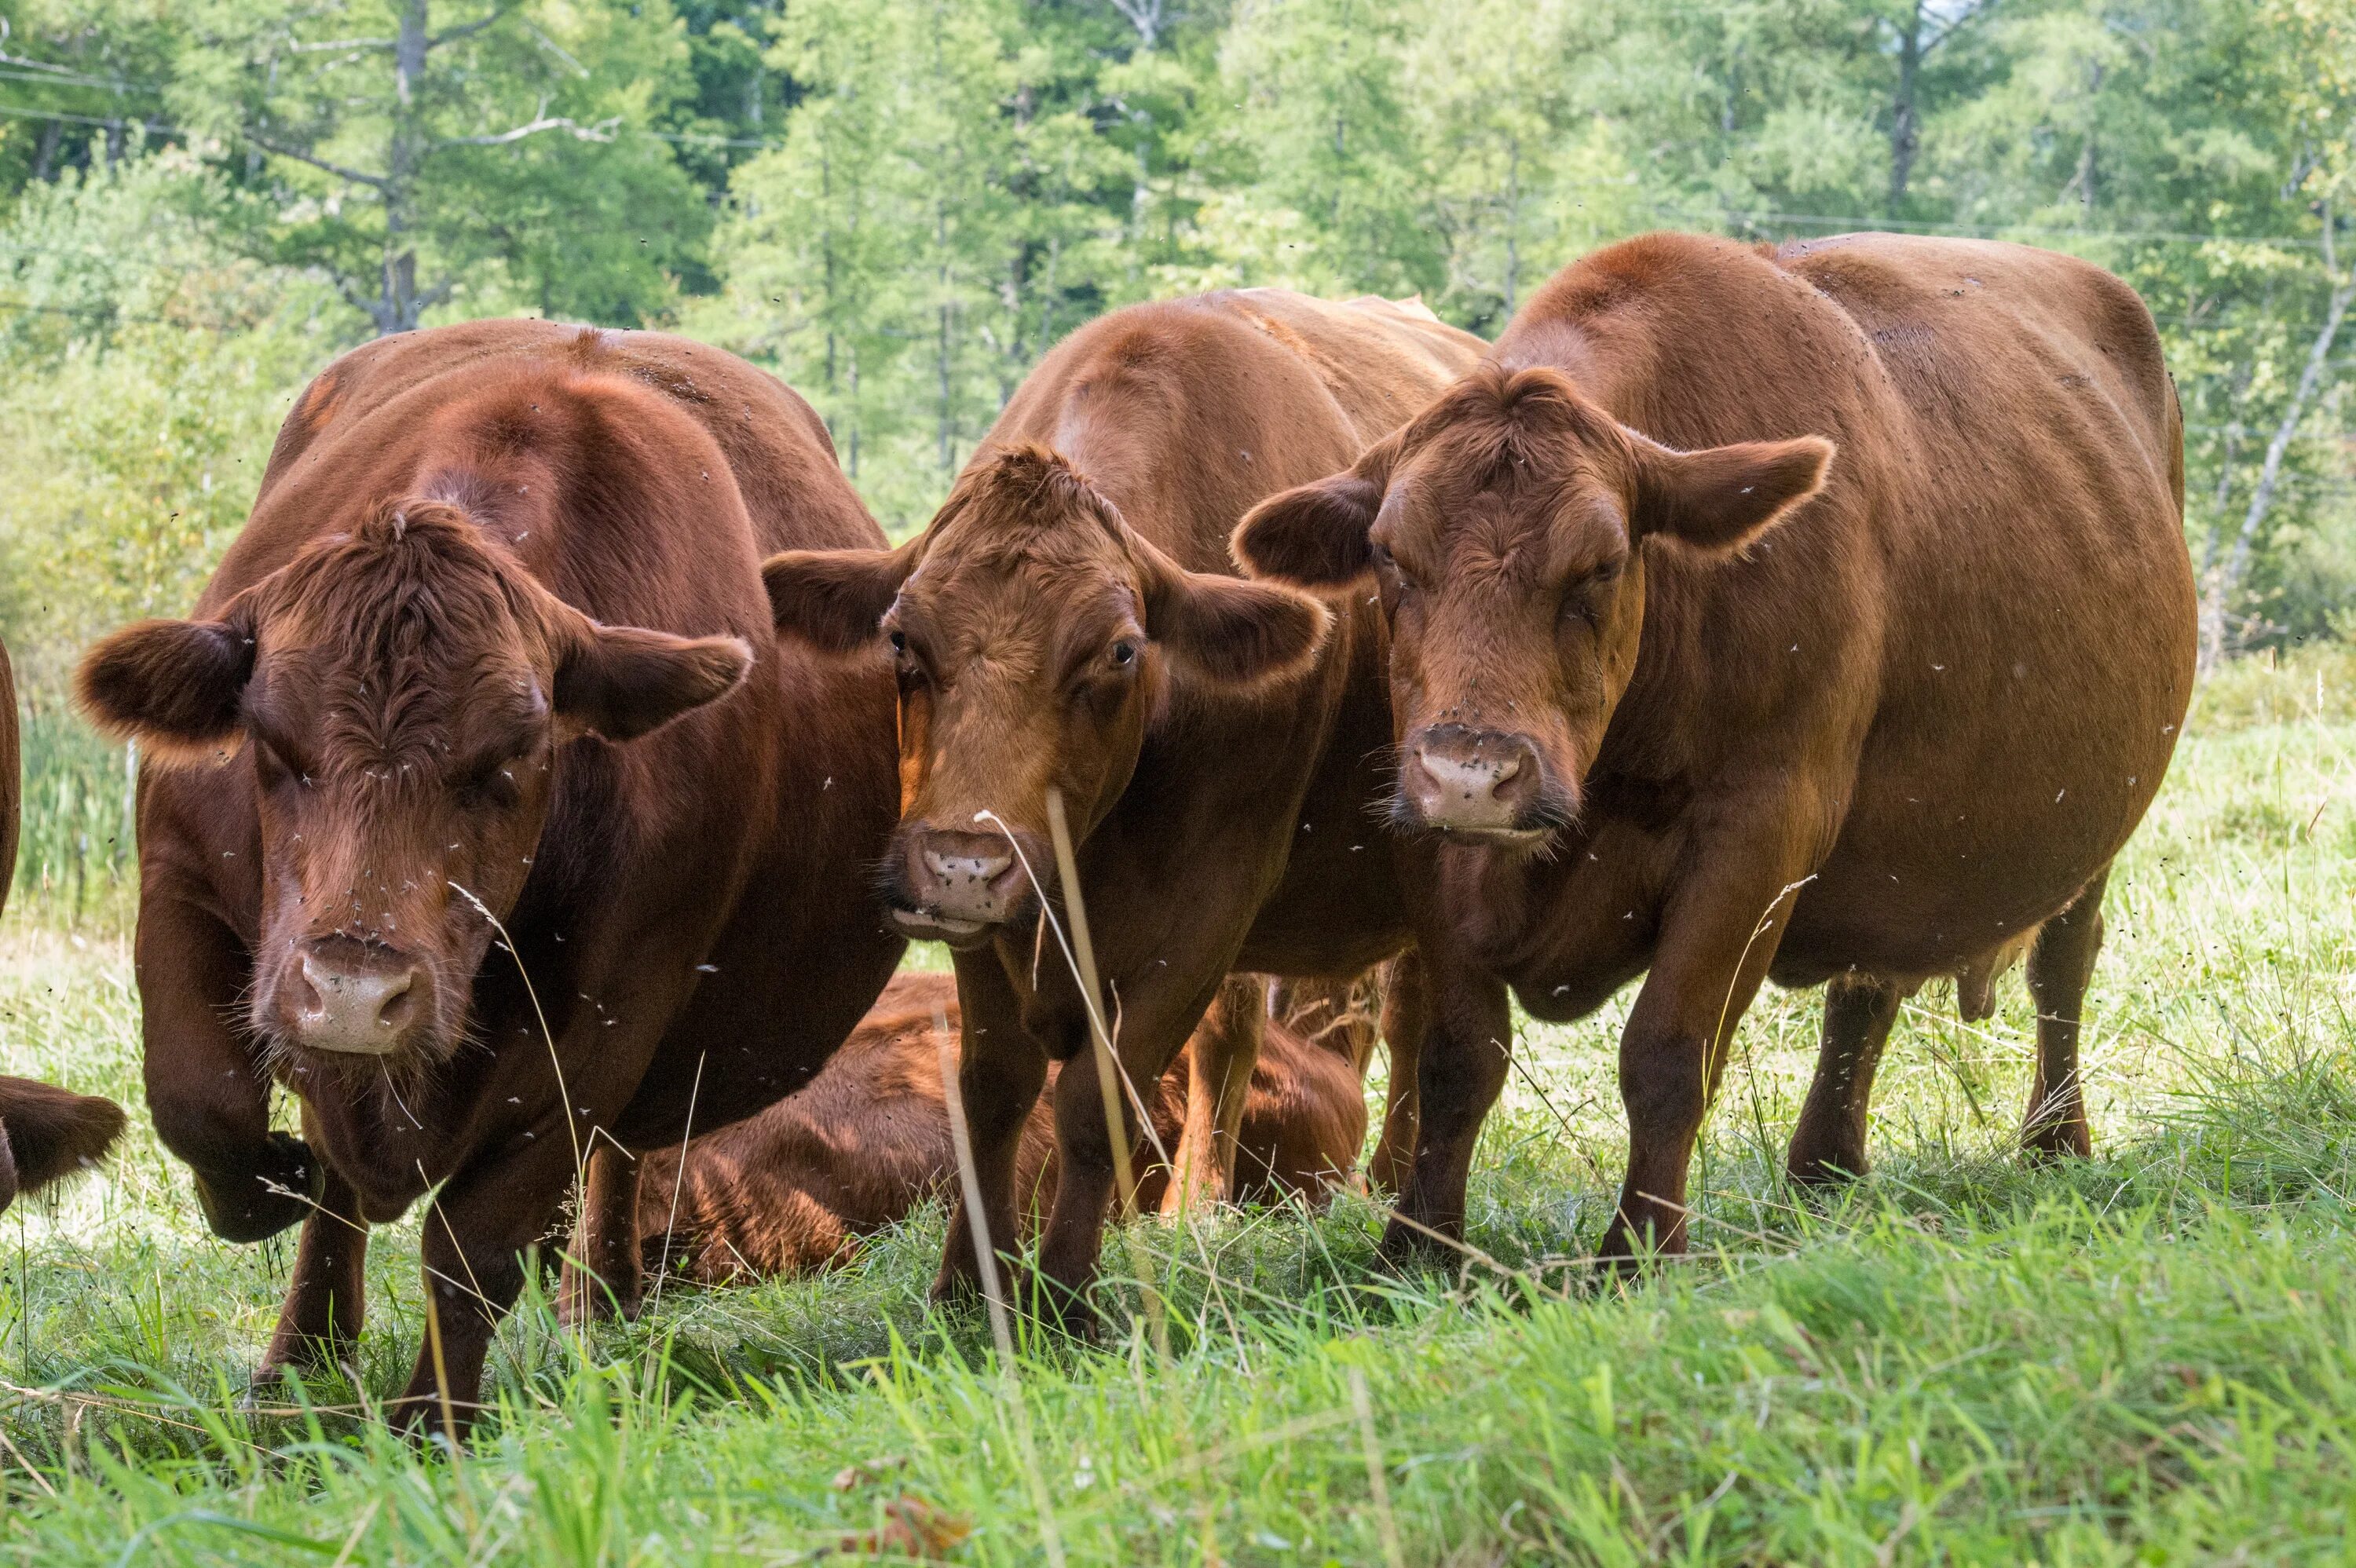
<box><xmin>612</xmin><ymin>970</ymin><xmax>1367</xmax><ymax>1284</ymax></box>
<box><xmin>0</xmin><ymin>634</ymin><xmax>127</xmax><ymax>1214</ymax></box>
<box><xmin>76</xmin><ymin>322</ymin><xmax>903</xmax><ymax>1431</ymax></box>
<box><xmin>1239</xmin><ymin>233</ymin><xmax>2196</xmax><ymax>1263</ymax></box>
<box><xmin>761</xmin><ymin>291</ymin><xmax>1481</xmax><ymax>1320</ymax></box>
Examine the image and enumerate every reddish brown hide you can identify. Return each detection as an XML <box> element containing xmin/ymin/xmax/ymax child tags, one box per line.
<box><xmin>759</xmin><ymin>291</ymin><xmax>1480</xmax><ymax>1321</ymax></box>
<box><xmin>0</xmin><ymin>1076</ymin><xmax>127</xmax><ymax>1216</ymax></box>
<box><xmin>0</xmin><ymin>635</ymin><xmax>129</xmax><ymax>1215</ymax></box>
<box><xmin>592</xmin><ymin>970</ymin><xmax>1369</xmax><ymax>1286</ymax></box>
<box><xmin>75</xmin><ymin>322</ymin><xmax>904</xmax><ymax>1432</ymax></box>
<box><xmin>1238</xmin><ymin>233</ymin><xmax>2197</xmax><ymax>1264</ymax></box>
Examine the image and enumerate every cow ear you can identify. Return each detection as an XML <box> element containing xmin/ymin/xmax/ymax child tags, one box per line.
<box><xmin>556</xmin><ymin>624</ymin><xmax>753</xmax><ymax>742</ymax></box>
<box><xmin>75</xmin><ymin>612</ymin><xmax>257</xmax><ymax>765</ymax></box>
<box><xmin>1232</xmin><ymin>470</ymin><xmax>1385</xmax><ymax>586</ymax></box>
<box><xmin>762</xmin><ymin>535</ymin><xmax>924</xmax><ymax>652</ymax></box>
<box><xmin>1138</xmin><ymin>543</ymin><xmax>1333</xmax><ymax>692</ymax></box>
<box><xmin>1628</xmin><ymin>433</ymin><xmax>1833</xmax><ymax>554</ymax></box>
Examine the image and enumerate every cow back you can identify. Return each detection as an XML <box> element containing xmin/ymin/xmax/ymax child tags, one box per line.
<box><xmin>984</xmin><ymin>290</ymin><xmax>1483</xmax><ymax>573</ymax></box>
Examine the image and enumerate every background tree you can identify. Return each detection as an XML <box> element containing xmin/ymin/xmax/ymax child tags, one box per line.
<box><xmin>5</xmin><ymin>0</ymin><xmax>2356</xmax><ymax>657</ymax></box>
<box><xmin>165</xmin><ymin>0</ymin><xmax>708</xmax><ymax>334</ymax></box>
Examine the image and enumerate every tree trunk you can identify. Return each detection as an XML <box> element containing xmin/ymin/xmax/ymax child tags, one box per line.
<box><xmin>1889</xmin><ymin>1</ymin><xmax>1924</xmax><ymax>214</ymax></box>
<box><xmin>2194</xmin><ymin>417</ymin><xmax>2242</xmax><ymax>670</ymax></box>
<box><xmin>378</xmin><ymin>0</ymin><xmax>431</xmax><ymax>335</ymax></box>
<box><xmin>1503</xmin><ymin>133</ymin><xmax>1520</xmax><ymax>316</ymax></box>
<box><xmin>30</xmin><ymin>119</ymin><xmax>61</xmax><ymax>182</ymax></box>
<box><xmin>937</xmin><ymin>301</ymin><xmax>954</xmax><ymax>479</ymax></box>
<box><xmin>2068</xmin><ymin>62</ymin><xmax>2104</xmax><ymax>219</ymax></box>
<box><xmin>2205</xmin><ymin>276</ymin><xmax>2356</xmax><ymax>668</ymax></box>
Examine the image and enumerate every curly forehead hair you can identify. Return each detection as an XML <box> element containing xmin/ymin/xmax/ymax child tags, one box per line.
<box><xmin>923</xmin><ymin>444</ymin><xmax>1132</xmax><ymax>572</ymax></box>
<box><xmin>240</xmin><ymin>499</ymin><xmax>558</xmax><ymax>778</ymax></box>
<box><xmin>1403</xmin><ymin>363</ymin><xmax>1626</xmax><ymax>492</ymax></box>
<box><xmin>259</xmin><ymin>499</ymin><xmax>545</xmax><ymax>664</ymax></box>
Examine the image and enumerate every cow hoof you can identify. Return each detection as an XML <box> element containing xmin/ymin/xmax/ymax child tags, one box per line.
<box><xmin>1784</xmin><ymin>1152</ymin><xmax>1868</xmax><ymax>1190</ymax></box>
<box><xmin>198</xmin><ymin>1134</ymin><xmax>324</xmax><ymax>1244</ymax></box>
<box><xmin>1008</xmin><ymin>1268</ymin><xmax>1100</xmax><ymax>1340</ymax></box>
<box><xmin>387</xmin><ymin>1395</ymin><xmax>474</xmax><ymax>1450</ymax></box>
<box><xmin>246</xmin><ymin>1348</ymin><xmax>361</xmax><ymax>1406</ymax></box>
<box><xmin>555</xmin><ymin>1277</ymin><xmax>643</xmax><ymax>1328</ymax></box>
<box><xmin>1374</xmin><ymin>1217</ymin><xmax>1458</xmax><ymax>1274</ymax></box>
<box><xmin>927</xmin><ymin>1268</ymin><xmax>986</xmax><ymax>1315</ymax></box>
<box><xmin>2021</xmin><ymin>1125</ymin><xmax>2092</xmax><ymax>1164</ymax></box>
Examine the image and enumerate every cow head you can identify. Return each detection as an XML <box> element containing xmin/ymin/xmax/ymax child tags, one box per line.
<box><xmin>77</xmin><ymin>502</ymin><xmax>749</xmax><ymax>1065</ymax></box>
<box><xmin>763</xmin><ymin>445</ymin><xmax>1329</xmax><ymax>947</ymax></box>
<box><xmin>1235</xmin><ymin>364</ymin><xmax>1830</xmax><ymax>850</ymax></box>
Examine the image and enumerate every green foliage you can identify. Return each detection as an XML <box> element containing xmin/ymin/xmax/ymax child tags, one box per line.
<box><xmin>697</xmin><ymin>0</ymin><xmax>1137</xmax><ymax>528</ymax></box>
<box><xmin>155</xmin><ymin>0</ymin><xmax>710</xmax><ymax>332</ymax></box>
<box><xmin>0</xmin><ymin>149</ymin><xmax>339</xmax><ymax>696</ymax></box>
<box><xmin>8</xmin><ymin>0</ymin><xmax>2356</xmax><ymax>590</ymax></box>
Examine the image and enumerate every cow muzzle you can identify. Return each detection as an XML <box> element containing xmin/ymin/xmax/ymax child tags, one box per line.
<box><xmin>888</xmin><ymin>824</ymin><xmax>1042</xmax><ymax>946</ymax></box>
<box><xmin>1397</xmin><ymin>724</ymin><xmax>1566</xmax><ymax>843</ymax></box>
<box><xmin>279</xmin><ymin>938</ymin><xmax>433</xmax><ymax>1055</ymax></box>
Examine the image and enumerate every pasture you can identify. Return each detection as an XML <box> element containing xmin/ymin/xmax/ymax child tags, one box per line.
<box><xmin>0</xmin><ymin>651</ymin><xmax>2348</xmax><ymax>1564</ymax></box>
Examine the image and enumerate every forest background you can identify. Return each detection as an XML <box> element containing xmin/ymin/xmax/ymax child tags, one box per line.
<box><xmin>3</xmin><ymin>0</ymin><xmax>2353</xmax><ymax>906</ymax></box>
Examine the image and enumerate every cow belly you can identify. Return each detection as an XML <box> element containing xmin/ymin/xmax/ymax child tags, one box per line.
<box><xmin>1776</xmin><ymin>692</ymin><xmax>2181</xmax><ymax>985</ymax></box>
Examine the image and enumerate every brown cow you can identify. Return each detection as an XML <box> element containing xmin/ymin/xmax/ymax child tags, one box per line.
<box><xmin>0</xmin><ymin>634</ymin><xmax>129</xmax><ymax>1214</ymax></box>
<box><xmin>607</xmin><ymin>970</ymin><xmax>1366</xmax><ymax>1285</ymax></box>
<box><xmin>1238</xmin><ymin>232</ymin><xmax>2196</xmax><ymax>1263</ymax></box>
<box><xmin>75</xmin><ymin>322</ymin><xmax>904</xmax><ymax>1432</ymax></box>
<box><xmin>761</xmin><ymin>291</ymin><xmax>1481</xmax><ymax>1321</ymax></box>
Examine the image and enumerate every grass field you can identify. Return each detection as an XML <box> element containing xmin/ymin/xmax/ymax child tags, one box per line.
<box><xmin>2</xmin><ymin>652</ymin><xmax>2355</xmax><ymax>1564</ymax></box>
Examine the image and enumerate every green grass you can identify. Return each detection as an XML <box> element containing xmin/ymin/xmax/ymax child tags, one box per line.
<box><xmin>8</xmin><ymin>705</ymin><xmax>137</xmax><ymax>931</ymax></box>
<box><xmin>3</xmin><ymin>656</ymin><xmax>2356</xmax><ymax>1564</ymax></box>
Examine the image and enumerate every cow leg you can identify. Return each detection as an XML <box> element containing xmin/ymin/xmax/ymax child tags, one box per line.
<box><xmin>933</xmin><ymin>958</ymin><xmax>1050</xmax><ymax>1307</ymax></box>
<box><xmin>390</xmin><ymin>1131</ymin><xmax>580</xmax><ymax>1443</ymax></box>
<box><xmin>1160</xmin><ymin>974</ymin><xmax>1264</xmax><ymax>1215</ymax></box>
<box><xmin>1381</xmin><ymin>947</ymin><xmax>1513</xmax><ymax>1264</ymax></box>
<box><xmin>136</xmin><ymin>892</ymin><xmax>320</xmax><ymax>1242</ymax></box>
<box><xmin>2023</xmin><ymin>868</ymin><xmax>2109</xmax><ymax>1160</ymax></box>
<box><xmin>258</xmin><ymin>1159</ymin><xmax>368</xmax><ymax>1383</ymax></box>
<box><xmin>1601</xmin><ymin>835</ymin><xmax>1814</xmax><ymax>1266</ymax></box>
<box><xmin>1033</xmin><ymin>977</ymin><xmax>1228</xmax><ymax>1328</ymax></box>
<box><xmin>558</xmin><ymin>1144</ymin><xmax>643</xmax><ymax>1325</ymax></box>
<box><xmin>1785</xmin><ymin>974</ymin><xmax>1912</xmax><ymax>1186</ymax></box>
<box><xmin>1370</xmin><ymin>952</ymin><xmax>1428</xmax><ymax>1196</ymax></box>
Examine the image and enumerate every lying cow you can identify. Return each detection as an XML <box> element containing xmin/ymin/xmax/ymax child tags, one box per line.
<box><xmin>76</xmin><ymin>322</ymin><xmax>904</xmax><ymax>1433</ymax></box>
<box><xmin>762</xmin><ymin>290</ymin><xmax>1482</xmax><ymax>1321</ymax></box>
<box><xmin>0</xmin><ymin>634</ymin><xmax>127</xmax><ymax>1213</ymax></box>
<box><xmin>591</xmin><ymin>970</ymin><xmax>1366</xmax><ymax>1287</ymax></box>
<box><xmin>1237</xmin><ymin>232</ymin><xmax>2197</xmax><ymax>1263</ymax></box>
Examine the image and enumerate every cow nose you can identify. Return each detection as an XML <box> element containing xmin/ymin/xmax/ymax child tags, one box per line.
<box><xmin>1419</xmin><ymin>748</ymin><xmax>1520</xmax><ymax>796</ymax></box>
<box><xmin>922</xmin><ymin>846</ymin><xmax>1015</xmax><ymax>889</ymax></box>
<box><xmin>900</xmin><ymin>827</ymin><xmax>1032</xmax><ymax>930</ymax></box>
<box><xmin>1402</xmin><ymin>726</ymin><xmax>1546</xmax><ymax>833</ymax></box>
<box><xmin>291</xmin><ymin>950</ymin><xmax>422</xmax><ymax>1054</ymax></box>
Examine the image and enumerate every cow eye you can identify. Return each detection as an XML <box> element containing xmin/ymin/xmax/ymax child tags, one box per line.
<box><xmin>458</xmin><ymin>753</ymin><xmax>525</xmax><ymax>808</ymax></box>
<box><xmin>887</xmin><ymin>629</ymin><xmax>907</xmax><ymax>656</ymax></box>
<box><xmin>253</xmin><ymin>735</ymin><xmax>309</xmax><ymax>786</ymax></box>
<box><xmin>1372</xmin><ymin>541</ymin><xmax>1418</xmax><ymax>594</ymax></box>
<box><xmin>1109</xmin><ymin>640</ymin><xmax>1136</xmax><ymax>669</ymax></box>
